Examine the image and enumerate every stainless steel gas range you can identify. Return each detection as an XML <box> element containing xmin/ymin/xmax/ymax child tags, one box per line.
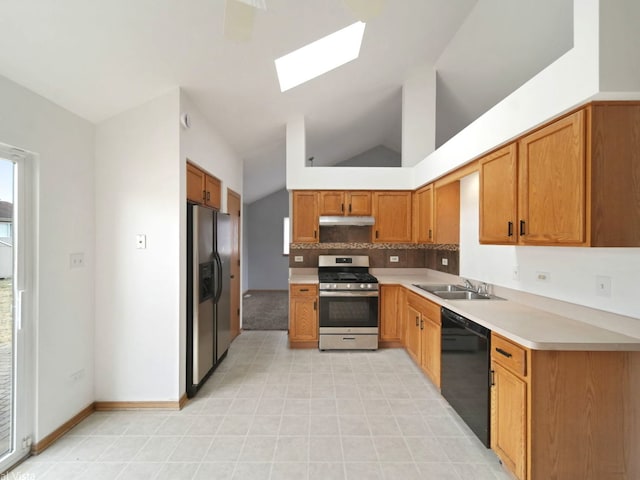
<box><xmin>318</xmin><ymin>255</ymin><xmax>379</xmax><ymax>350</ymax></box>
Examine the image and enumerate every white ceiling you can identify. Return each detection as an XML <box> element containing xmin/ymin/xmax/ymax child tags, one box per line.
<box><xmin>0</xmin><ymin>0</ymin><xmax>572</xmax><ymax>204</ymax></box>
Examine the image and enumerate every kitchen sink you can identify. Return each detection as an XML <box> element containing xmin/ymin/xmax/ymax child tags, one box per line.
<box><xmin>413</xmin><ymin>284</ymin><xmax>470</xmax><ymax>293</ymax></box>
<box><xmin>432</xmin><ymin>291</ymin><xmax>492</xmax><ymax>300</ymax></box>
<box><xmin>413</xmin><ymin>284</ymin><xmax>504</xmax><ymax>300</ymax></box>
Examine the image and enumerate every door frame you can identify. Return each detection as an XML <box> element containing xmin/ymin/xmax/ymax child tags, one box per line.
<box><xmin>0</xmin><ymin>146</ymin><xmax>35</xmax><ymax>472</ymax></box>
<box><xmin>227</xmin><ymin>189</ymin><xmax>241</xmax><ymax>339</ymax></box>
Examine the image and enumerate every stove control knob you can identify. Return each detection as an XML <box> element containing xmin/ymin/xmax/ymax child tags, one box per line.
<box><xmin>346</xmin><ymin>284</ymin><xmax>351</xmax><ymax>289</ymax></box>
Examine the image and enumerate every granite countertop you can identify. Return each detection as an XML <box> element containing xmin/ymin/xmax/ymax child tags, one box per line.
<box><xmin>289</xmin><ymin>268</ymin><xmax>640</xmax><ymax>351</ymax></box>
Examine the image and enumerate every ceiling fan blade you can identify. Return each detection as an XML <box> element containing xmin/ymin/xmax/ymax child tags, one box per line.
<box><xmin>344</xmin><ymin>0</ymin><xmax>385</xmax><ymax>21</ymax></box>
<box><xmin>224</xmin><ymin>0</ymin><xmax>257</xmax><ymax>42</ymax></box>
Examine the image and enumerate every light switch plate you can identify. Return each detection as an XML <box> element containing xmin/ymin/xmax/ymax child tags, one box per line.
<box><xmin>441</xmin><ymin>258</ymin><xmax>448</xmax><ymax>266</ymax></box>
<box><xmin>294</xmin><ymin>255</ymin><xmax>304</xmax><ymax>262</ymax></box>
<box><xmin>596</xmin><ymin>275</ymin><xmax>611</xmax><ymax>297</ymax></box>
<box><xmin>389</xmin><ymin>256</ymin><xmax>399</xmax><ymax>263</ymax></box>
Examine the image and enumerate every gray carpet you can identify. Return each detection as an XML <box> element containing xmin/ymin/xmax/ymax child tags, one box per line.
<box><xmin>242</xmin><ymin>290</ymin><xmax>288</xmax><ymax>330</ymax></box>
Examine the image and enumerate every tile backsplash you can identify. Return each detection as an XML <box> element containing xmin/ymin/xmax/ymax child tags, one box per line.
<box><xmin>289</xmin><ymin>242</ymin><xmax>459</xmax><ymax>275</ymax></box>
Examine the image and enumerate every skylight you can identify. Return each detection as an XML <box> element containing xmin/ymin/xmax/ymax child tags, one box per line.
<box><xmin>275</xmin><ymin>21</ymin><xmax>366</xmax><ymax>92</ymax></box>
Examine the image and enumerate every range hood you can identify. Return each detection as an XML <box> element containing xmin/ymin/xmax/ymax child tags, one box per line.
<box><xmin>319</xmin><ymin>216</ymin><xmax>375</xmax><ymax>226</ymax></box>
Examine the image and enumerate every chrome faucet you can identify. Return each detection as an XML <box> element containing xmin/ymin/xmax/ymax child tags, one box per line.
<box><xmin>462</xmin><ymin>279</ymin><xmax>475</xmax><ymax>291</ymax></box>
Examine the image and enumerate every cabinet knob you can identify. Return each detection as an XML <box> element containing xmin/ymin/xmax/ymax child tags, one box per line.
<box><xmin>420</xmin><ymin>319</ymin><xmax>424</xmax><ymax>330</ymax></box>
<box><xmin>349</xmin><ymin>204</ymin><xmax>352</xmax><ymax>213</ymax></box>
<box><xmin>415</xmin><ymin>315</ymin><xmax>419</xmax><ymax>327</ymax></box>
<box><xmin>508</xmin><ymin>221</ymin><xmax>513</xmax><ymax>237</ymax></box>
<box><xmin>519</xmin><ymin>220</ymin><xmax>526</xmax><ymax>236</ymax></box>
<box><xmin>341</xmin><ymin>203</ymin><xmax>344</xmax><ymax>213</ymax></box>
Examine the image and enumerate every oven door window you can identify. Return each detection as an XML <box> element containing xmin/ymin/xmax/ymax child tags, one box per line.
<box><xmin>319</xmin><ymin>296</ymin><xmax>378</xmax><ymax>328</ymax></box>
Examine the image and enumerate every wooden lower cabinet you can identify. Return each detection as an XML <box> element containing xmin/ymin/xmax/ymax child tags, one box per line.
<box><xmin>406</xmin><ymin>291</ymin><xmax>441</xmax><ymax>387</ymax></box>
<box><xmin>491</xmin><ymin>360</ymin><xmax>527</xmax><ymax>479</ymax></box>
<box><xmin>405</xmin><ymin>303</ymin><xmax>421</xmax><ymax>364</ymax></box>
<box><xmin>491</xmin><ymin>332</ymin><xmax>640</xmax><ymax>479</ymax></box>
<box><xmin>420</xmin><ymin>314</ymin><xmax>441</xmax><ymax>388</ymax></box>
<box><xmin>379</xmin><ymin>285</ymin><xmax>404</xmax><ymax>347</ymax></box>
<box><xmin>288</xmin><ymin>284</ymin><xmax>318</xmax><ymax>348</ymax></box>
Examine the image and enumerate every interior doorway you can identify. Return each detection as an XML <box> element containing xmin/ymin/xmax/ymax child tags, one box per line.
<box><xmin>0</xmin><ymin>149</ymin><xmax>33</xmax><ymax>472</ymax></box>
<box><xmin>227</xmin><ymin>189</ymin><xmax>241</xmax><ymax>340</ymax></box>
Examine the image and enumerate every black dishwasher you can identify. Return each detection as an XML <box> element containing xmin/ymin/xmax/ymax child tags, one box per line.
<box><xmin>440</xmin><ymin>307</ymin><xmax>491</xmax><ymax>447</ymax></box>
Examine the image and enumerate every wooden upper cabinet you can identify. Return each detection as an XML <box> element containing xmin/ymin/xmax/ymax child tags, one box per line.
<box><xmin>319</xmin><ymin>191</ymin><xmax>371</xmax><ymax>216</ymax></box>
<box><xmin>479</xmin><ymin>103</ymin><xmax>640</xmax><ymax>247</ymax></box>
<box><xmin>346</xmin><ymin>191</ymin><xmax>371</xmax><ymax>215</ymax></box>
<box><xmin>413</xmin><ymin>184</ymin><xmax>434</xmax><ymax>243</ymax></box>
<box><xmin>205</xmin><ymin>175</ymin><xmax>221</xmax><ymax>210</ymax></box>
<box><xmin>372</xmin><ymin>191</ymin><xmax>412</xmax><ymax>242</ymax></box>
<box><xmin>434</xmin><ymin>182</ymin><xmax>460</xmax><ymax>244</ymax></box>
<box><xmin>319</xmin><ymin>191</ymin><xmax>344</xmax><ymax>215</ymax></box>
<box><xmin>187</xmin><ymin>163</ymin><xmax>206</xmax><ymax>204</ymax></box>
<box><xmin>292</xmin><ymin>191</ymin><xmax>319</xmax><ymax>243</ymax></box>
<box><xmin>479</xmin><ymin>144</ymin><xmax>518</xmax><ymax>244</ymax></box>
<box><xmin>588</xmin><ymin>103</ymin><xmax>640</xmax><ymax>246</ymax></box>
<box><xmin>518</xmin><ymin>109</ymin><xmax>586</xmax><ymax>245</ymax></box>
<box><xmin>187</xmin><ymin>162</ymin><xmax>221</xmax><ymax>209</ymax></box>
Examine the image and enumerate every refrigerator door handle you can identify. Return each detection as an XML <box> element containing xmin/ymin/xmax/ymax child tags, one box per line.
<box><xmin>214</xmin><ymin>252</ymin><xmax>223</xmax><ymax>302</ymax></box>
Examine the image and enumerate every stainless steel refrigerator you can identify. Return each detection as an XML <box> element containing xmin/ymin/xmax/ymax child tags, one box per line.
<box><xmin>186</xmin><ymin>203</ymin><xmax>231</xmax><ymax>398</ymax></box>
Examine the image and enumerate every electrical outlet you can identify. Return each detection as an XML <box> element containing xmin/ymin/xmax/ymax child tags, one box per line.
<box><xmin>136</xmin><ymin>234</ymin><xmax>147</xmax><ymax>249</ymax></box>
<box><xmin>294</xmin><ymin>255</ymin><xmax>304</xmax><ymax>262</ymax></box>
<box><xmin>536</xmin><ymin>271</ymin><xmax>550</xmax><ymax>282</ymax></box>
<box><xmin>596</xmin><ymin>275</ymin><xmax>612</xmax><ymax>297</ymax></box>
<box><xmin>441</xmin><ymin>258</ymin><xmax>448</xmax><ymax>266</ymax></box>
<box><xmin>512</xmin><ymin>265</ymin><xmax>519</xmax><ymax>280</ymax></box>
<box><xmin>70</xmin><ymin>253</ymin><xmax>84</xmax><ymax>269</ymax></box>
<box><xmin>389</xmin><ymin>256</ymin><xmax>399</xmax><ymax>263</ymax></box>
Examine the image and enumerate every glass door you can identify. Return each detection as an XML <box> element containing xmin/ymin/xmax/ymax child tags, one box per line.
<box><xmin>0</xmin><ymin>150</ymin><xmax>32</xmax><ymax>471</ymax></box>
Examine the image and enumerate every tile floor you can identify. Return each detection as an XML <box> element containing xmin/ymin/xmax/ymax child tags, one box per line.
<box><xmin>12</xmin><ymin>331</ymin><xmax>514</xmax><ymax>479</ymax></box>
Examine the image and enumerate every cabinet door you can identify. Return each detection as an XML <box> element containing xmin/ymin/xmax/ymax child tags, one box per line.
<box><xmin>319</xmin><ymin>191</ymin><xmax>345</xmax><ymax>215</ymax></box>
<box><xmin>205</xmin><ymin>175</ymin><xmax>221</xmax><ymax>210</ymax></box>
<box><xmin>372</xmin><ymin>191</ymin><xmax>412</xmax><ymax>242</ymax></box>
<box><xmin>405</xmin><ymin>304</ymin><xmax>421</xmax><ymax>364</ymax></box>
<box><xmin>434</xmin><ymin>182</ymin><xmax>460</xmax><ymax>244</ymax></box>
<box><xmin>346</xmin><ymin>191</ymin><xmax>372</xmax><ymax>215</ymax></box>
<box><xmin>413</xmin><ymin>185</ymin><xmax>434</xmax><ymax>243</ymax></box>
<box><xmin>491</xmin><ymin>362</ymin><xmax>527</xmax><ymax>480</ymax></box>
<box><xmin>420</xmin><ymin>317</ymin><xmax>441</xmax><ymax>388</ymax></box>
<box><xmin>518</xmin><ymin>110</ymin><xmax>586</xmax><ymax>245</ymax></box>
<box><xmin>292</xmin><ymin>191</ymin><xmax>319</xmax><ymax>243</ymax></box>
<box><xmin>187</xmin><ymin>163</ymin><xmax>205</xmax><ymax>204</ymax></box>
<box><xmin>379</xmin><ymin>285</ymin><xmax>402</xmax><ymax>345</ymax></box>
<box><xmin>289</xmin><ymin>296</ymin><xmax>318</xmax><ymax>342</ymax></box>
<box><xmin>479</xmin><ymin>145</ymin><xmax>518</xmax><ymax>244</ymax></box>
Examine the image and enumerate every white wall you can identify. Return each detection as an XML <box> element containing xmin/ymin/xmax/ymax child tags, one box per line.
<box><xmin>459</xmin><ymin>172</ymin><xmax>640</xmax><ymax>320</ymax></box>
<box><xmin>599</xmin><ymin>0</ymin><xmax>640</xmax><ymax>94</ymax></box>
<box><xmin>179</xmin><ymin>90</ymin><xmax>243</xmax><ymax>388</ymax></box>
<box><xmin>0</xmin><ymin>75</ymin><xmax>95</xmax><ymax>442</ymax></box>
<box><xmin>95</xmin><ymin>89</ymin><xmax>182</xmax><ymax>401</ymax></box>
<box><xmin>402</xmin><ymin>66</ymin><xmax>436</xmax><ymax>167</ymax></box>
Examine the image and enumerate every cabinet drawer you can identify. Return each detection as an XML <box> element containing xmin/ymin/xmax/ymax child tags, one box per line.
<box><xmin>290</xmin><ymin>284</ymin><xmax>318</xmax><ymax>296</ymax></box>
<box><xmin>407</xmin><ymin>292</ymin><xmax>440</xmax><ymax>322</ymax></box>
<box><xmin>491</xmin><ymin>334</ymin><xmax>527</xmax><ymax>377</ymax></box>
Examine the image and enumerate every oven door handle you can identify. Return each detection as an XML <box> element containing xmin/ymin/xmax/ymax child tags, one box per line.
<box><xmin>319</xmin><ymin>291</ymin><xmax>379</xmax><ymax>298</ymax></box>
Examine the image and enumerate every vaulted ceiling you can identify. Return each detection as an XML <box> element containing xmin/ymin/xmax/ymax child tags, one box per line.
<box><xmin>0</xmin><ymin>0</ymin><xmax>572</xmax><ymax>203</ymax></box>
